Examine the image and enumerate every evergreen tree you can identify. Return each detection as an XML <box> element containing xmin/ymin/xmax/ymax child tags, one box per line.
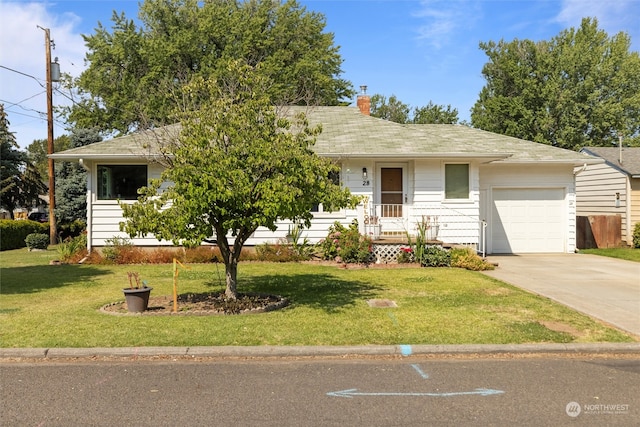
<box><xmin>55</xmin><ymin>128</ymin><xmax>102</xmax><ymax>234</ymax></box>
<box><xmin>1</xmin><ymin>104</ymin><xmax>46</xmax><ymax>217</ymax></box>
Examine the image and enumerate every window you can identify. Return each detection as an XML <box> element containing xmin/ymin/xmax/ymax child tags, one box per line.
<box><xmin>97</xmin><ymin>165</ymin><xmax>148</xmax><ymax>200</ymax></box>
<box><xmin>444</xmin><ymin>164</ymin><xmax>469</xmax><ymax>200</ymax></box>
<box><xmin>311</xmin><ymin>169</ymin><xmax>341</xmax><ymax>213</ymax></box>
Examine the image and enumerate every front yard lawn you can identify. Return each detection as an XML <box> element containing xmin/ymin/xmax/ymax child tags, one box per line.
<box><xmin>0</xmin><ymin>247</ymin><xmax>634</xmax><ymax>348</ymax></box>
<box><xmin>579</xmin><ymin>247</ymin><xmax>640</xmax><ymax>262</ymax></box>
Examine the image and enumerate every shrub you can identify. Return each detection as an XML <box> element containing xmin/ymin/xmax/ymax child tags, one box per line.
<box><xmin>25</xmin><ymin>233</ymin><xmax>50</xmax><ymax>250</ymax></box>
<box><xmin>145</xmin><ymin>248</ymin><xmax>177</xmax><ymax>264</ymax></box>
<box><xmin>0</xmin><ymin>220</ymin><xmax>48</xmax><ymax>251</ymax></box>
<box><xmin>421</xmin><ymin>245</ymin><xmax>451</xmax><ymax>267</ymax></box>
<box><xmin>318</xmin><ymin>220</ymin><xmax>372</xmax><ymax>264</ymax></box>
<box><xmin>58</xmin><ymin>233</ymin><xmax>88</xmax><ymax>263</ymax></box>
<box><xmin>451</xmin><ymin>247</ymin><xmax>495</xmax><ymax>271</ymax></box>
<box><xmin>405</xmin><ymin>216</ymin><xmax>433</xmax><ymax>265</ymax></box>
<box><xmin>101</xmin><ymin>237</ymin><xmax>144</xmax><ymax>264</ymax></box>
<box><xmin>286</xmin><ymin>223</ymin><xmax>314</xmax><ymax>259</ymax></box>
<box><xmin>58</xmin><ymin>219</ymin><xmax>86</xmax><ymax>241</ymax></box>
<box><xmin>633</xmin><ymin>222</ymin><xmax>640</xmax><ymax>249</ymax></box>
<box><xmin>256</xmin><ymin>241</ymin><xmax>305</xmax><ymax>262</ymax></box>
<box><xmin>183</xmin><ymin>246</ymin><xmax>222</xmax><ymax>263</ymax></box>
<box><xmin>397</xmin><ymin>247</ymin><xmax>414</xmax><ymax>263</ymax></box>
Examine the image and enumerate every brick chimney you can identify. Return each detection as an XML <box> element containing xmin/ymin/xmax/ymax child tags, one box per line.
<box><xmin>357</xmin><ymin>85</ymin><xmax>370</xmax><ymax>115</ymax></box>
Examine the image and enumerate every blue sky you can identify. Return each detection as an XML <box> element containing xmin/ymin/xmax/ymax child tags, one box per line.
<box><xmin>1</xmin><ymin>0</ymin><xmax>639</xmax><ymax>148</ymax></box>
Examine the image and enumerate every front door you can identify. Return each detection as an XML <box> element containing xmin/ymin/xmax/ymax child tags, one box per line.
<box><xmin>380</xmin><ymin>167</ymin><xmax>404</xmax><ymax>217</ymax></box>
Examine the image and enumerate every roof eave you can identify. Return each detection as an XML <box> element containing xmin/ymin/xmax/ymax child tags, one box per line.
<box><xmin>49</xmin><ymin>153</ymin><xmax>169</xmax><ymax>161</ymax></box>
<box><xmin>494</xmin><ymin>158</ymin><xmax>604</xmax><ymax>166</ymax></box>
<box><xmin>320</xmin><ymin>153</ymin><xmax>513</xmax><ymax>161</ymax></box>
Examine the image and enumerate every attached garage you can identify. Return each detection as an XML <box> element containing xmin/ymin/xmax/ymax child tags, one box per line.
<box><xmin>491</xmin><ymin>188</ymin><xmax>566</xmax><ymax>253</ymax></box>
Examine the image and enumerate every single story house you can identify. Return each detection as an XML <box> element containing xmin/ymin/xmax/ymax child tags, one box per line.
<box><xmin>576</xmin><ymin>147</ymin><xmax>640</xmax><ymax>245</ymax></box>
<box><xmin>51</xmin><ymin>101</ymin><xmax>601</xmax><ymax>255</ymax></box>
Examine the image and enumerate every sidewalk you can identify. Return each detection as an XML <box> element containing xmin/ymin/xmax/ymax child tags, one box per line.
<box><xmin>482</xmin><ymin>254</ymin><xmax>640</xmax><ymax>337</ymax></box>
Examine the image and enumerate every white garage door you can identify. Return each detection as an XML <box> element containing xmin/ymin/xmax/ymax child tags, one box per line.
<box><xmin>491</xmin><ymin>188</ymin><xmax>565</xmax><ymax>253</ymax></box>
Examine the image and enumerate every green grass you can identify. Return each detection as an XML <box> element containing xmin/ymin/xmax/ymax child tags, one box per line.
<box><xmin>579</xmin><ymin>247</ymin><xmax>640</xmax><ymax>262</ymax></box>
<box><xmin>0</xmin><ymin>247</ymin><xmax>634</xmax><ymax>348</ymax></box>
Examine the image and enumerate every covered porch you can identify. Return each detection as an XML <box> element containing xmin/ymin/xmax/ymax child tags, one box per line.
<box><xmin>357</xmin><ymin>202</ymin><xmax>487</xmax><ymax>259</ymax></box>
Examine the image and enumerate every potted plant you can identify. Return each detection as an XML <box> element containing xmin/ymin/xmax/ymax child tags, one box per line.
<box><xmin>122</xmin><ymin>272</ymin><xmax>153</xmax><ymax>313</ymax></box>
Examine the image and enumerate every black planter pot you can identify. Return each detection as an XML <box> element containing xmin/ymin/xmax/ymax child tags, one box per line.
<box><xmin>123</xmin><ymin>287</ymin><xmax>153</xmax><ymax>313</ymax></box>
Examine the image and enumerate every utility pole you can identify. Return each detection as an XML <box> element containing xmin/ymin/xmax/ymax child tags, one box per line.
<box><xmin>38</xmin><ymin>26</ymin><xmax>57</xmax><ymax>244</ymax></box>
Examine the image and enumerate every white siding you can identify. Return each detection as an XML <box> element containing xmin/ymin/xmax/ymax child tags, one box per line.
<box><xmin>86</xmin><ymin>158</ymin><xmax>578</xmax><ymax>253</ymax></box>
<box><xmin>575</xmin><ymin>162</ymin><xmax>630</xmax><ymax>244</ymax></box>
<box><xmin>90</xmin><ymin>161</ymin><xmax>175</xmax><ymax>247</ymax></box>
<box><xmin>90</xmin><ymin>162</ymin><xmax>370</xmax><ymax>247</ymax></box>
<box><xmin>631</xmin><ymin>179</ymin><xmax>640</xmax><ymax>237</ymax></box>
<box><xmin>413</xmin><ymin>159</ymin><xmax>481</xmax><ymax>245</ymax></box>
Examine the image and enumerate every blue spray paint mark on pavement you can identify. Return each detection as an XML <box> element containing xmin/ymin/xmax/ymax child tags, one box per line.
<box><xmin>400</xmin><ymin>345</ymin><xmax>412</xmax><ymax>356</ymax></box>
<box><xmin>411</xmin><ymin>364</ymin><xmax>429</xmax><ymax>379</ymax></box>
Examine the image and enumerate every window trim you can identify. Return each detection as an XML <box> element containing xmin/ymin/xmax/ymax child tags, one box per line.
<box><xmin>94</xmin><ymin>163</ymin><xmax>148</xmax><ymax>202</ymax></box>
<box><xmin>443</xmin><ymin>162</ymin><xmax>471</xmax><ymax>202</ymax></box>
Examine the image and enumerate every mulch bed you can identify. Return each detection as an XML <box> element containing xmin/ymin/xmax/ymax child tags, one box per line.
<box><xmin>101</xmin><ymin>292</ymin><xmax>288</xmax><ymax>316</ymax></box>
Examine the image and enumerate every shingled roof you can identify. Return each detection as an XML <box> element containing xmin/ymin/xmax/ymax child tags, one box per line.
<box><xmin>51</xmin><ymin>106</ymin><xmax>599</xmax><ymax>165</ymax></box>
<box><xmin>581</xmin><ymin>147</ymin><xmax>640</xmax><ymax>177</ymax></box>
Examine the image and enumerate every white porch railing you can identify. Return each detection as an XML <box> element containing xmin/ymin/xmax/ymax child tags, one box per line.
<box><xmin>361</xmin><ymin>204</ymin><xmax>486</xmax><ymax>256</ymax></box>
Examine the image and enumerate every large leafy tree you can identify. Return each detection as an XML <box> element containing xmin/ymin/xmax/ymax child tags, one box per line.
<box><xmin>27</xmin><ymin>135</ymin><xmax>71</xmax><ymax>180</ymax></box>
<box><xmin>413</xmin><ymin>101</ymin><xmax>459</xmax><ymax>124</ymax></box>
<box><xmin>370</xmin><ymin>94</ymin><xmax>410</xmax><ymax>124</ymax></box>
<box><xmin>55</xmin><ymin>128</ymin><xmax>102</xmax><ymax>233</ymax></box>
<box><xmin>67</xmin><ymin>0</ymin><xmax>353</xmax><ymax>135</ymax></box>
<box><xmin>1</xmin><ymin>104</ymin><xmax>47</xmax><ymax>218</ymax></box>
<box><xmin>370</xmin><ymin>94</ymin><xmax>459</xmax><ymax>124</ymax></box>
<box><xmin>121</xmin><ymin>62</ymin><xmax>355</xmax><ymax>299</ymax></box>
<box><xmin>471</xmin><ymin>18</ymin><xmax>640</xmax><ymax>149</ymax></box>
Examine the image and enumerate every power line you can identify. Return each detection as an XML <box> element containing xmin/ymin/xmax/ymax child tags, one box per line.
<box><xmin>0</xmin><ymin>65</ymin><xmax>45</xmax><ymax>88</ymax></box>
<box><xmin>1</xmin><ymin>92</ymin><xmax>46</xmax><ymax>109</ymax></box>
<box><xmin>0</xmin><ymin>108</ymin><xmax>42</xmax><ymax>121</ymax></box>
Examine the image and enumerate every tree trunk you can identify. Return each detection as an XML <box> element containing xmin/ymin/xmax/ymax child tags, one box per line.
<box><xmin>215</xmin><ymin>226</ymin><xmax>254</xmax><ymax>301</ymax></box>
<box><xmin>224</xmin><ymin>257</ymin><xmax>238</xmax><ymax>300</ymax></box>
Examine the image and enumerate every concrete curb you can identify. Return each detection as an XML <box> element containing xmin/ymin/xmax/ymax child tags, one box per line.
<box><xmin>1</xmin><ymin>343</ymin><xmax>638</xmax><ymax>360</ymax></box>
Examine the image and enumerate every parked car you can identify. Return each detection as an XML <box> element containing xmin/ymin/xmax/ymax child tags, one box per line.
<box><xmin>28</xmin><ymin>212</ymin><xmax>49</xmax><ymax>223</ymax></box>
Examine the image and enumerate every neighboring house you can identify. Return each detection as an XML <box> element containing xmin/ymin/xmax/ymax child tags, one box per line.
<box><xmin>51</xmin><ymin>101</ymin><xmax>600</xmax><ymax>255</ymax></box>
<box><xmin>576</xmin><ymin>147</ymin><xmax>640</xmax><ymax>245</ymax></box>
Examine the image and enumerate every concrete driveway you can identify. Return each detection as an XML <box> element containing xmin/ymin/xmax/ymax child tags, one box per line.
<box><xmin>482</xmin><ymin>254</ymin><xmax>640</xmax><ymax>337</ymax></box>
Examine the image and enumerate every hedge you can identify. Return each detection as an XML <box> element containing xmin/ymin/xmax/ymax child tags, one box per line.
<box><xmin>0</xmin><ymin>220</ymin><xmax>49</xmax><ymax>251</ymax></box>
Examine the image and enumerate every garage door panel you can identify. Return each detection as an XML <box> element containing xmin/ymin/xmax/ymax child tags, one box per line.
<box><xmin>492</xmin><ymin>188</ymin><xmax>565</xmax><ymax>253</ymax></box>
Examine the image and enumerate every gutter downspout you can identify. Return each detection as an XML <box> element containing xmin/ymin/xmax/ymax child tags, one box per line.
<box><xmin>625</xmin><ymin>176</ymin><xmax>632</xmax><ymax>245</ymax></box>
<box><xmin>79</xmin><ymin>159</ymin><xmax>92</xmax><ymax>254</ymax></box>
<box><xmin>573</xmin><ymin>163</ymin><xmax>588</xmax><ymax>176</ymax></box>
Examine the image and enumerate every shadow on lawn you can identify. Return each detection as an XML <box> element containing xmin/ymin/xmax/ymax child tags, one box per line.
<box><xmin>225</xmin><ymin>273</ymin><xmax>382</xmax><ymax>313</ymax></box>
<box><xmin>0</xmin><ymin>264</ymin><xmax>108</xmax><ymax>294</ymax></box>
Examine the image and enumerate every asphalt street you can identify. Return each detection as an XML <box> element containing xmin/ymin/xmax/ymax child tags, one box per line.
<box><xmin>2</xmin><ymin>355</ymin><xmax>639</xmax><ymax>426</ymax></box>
